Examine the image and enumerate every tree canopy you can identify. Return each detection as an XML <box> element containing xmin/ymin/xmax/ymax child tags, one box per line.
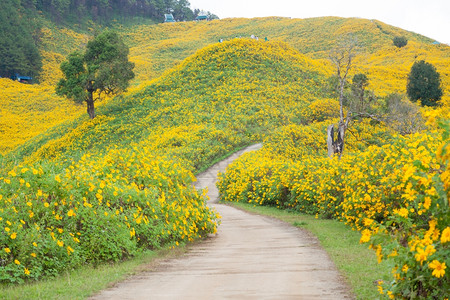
<box><xmin>406</xmin><ymin>60</ymin><xmax>442</xmax><ymax>107</ymax></box>
<box><xmin>0</xmin><ymin>0</ymin><xmax>215</xmax><ymax>79</ymax></box>
<box><xmin>56</xmin><ymin>30</ymin><xmax>135</xmax><ymax>119</ymax></box>
<box><xmin>393</xmin><ymin>36</ymin><xmax>408</xmax><ymax>48</ymax></box>
<box><xmin>0</xmin><ymin>0</ymin><xmax>42</xmax><ymax>78</ymax></box>
<box><xmin>25</xmin><ymin>0</ymin><xmax>204</xmax><ymax>24</ymax></box>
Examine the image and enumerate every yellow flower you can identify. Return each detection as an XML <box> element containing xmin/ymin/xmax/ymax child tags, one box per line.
<box><xmin>423</xmin><ymin>197</ymin><xmax>431</xmax><ymax>210</ymax></box>
<box><xmin>57</xmin><ymin>240</ymin><xmax>64</xmax><ymax>247</ymax></box>
<box><xmin>67</xmin><ymin>246</ymin><xmax>74</xmax><ymax>255</ymax></box>
<box><xmin>441</xmin><ymin>227</ymin><xmax>450</xmax><ymax>243</ymax></box>
<box><xmin>4</xmin><ymin>227</ymin><xmax>10</xmax><ymax>232</ymax></box>
<box><xmin>428</xmin><ymin>260</ymin><xmax>446</xmax><ymax>278</ymax></box>
<box><xmin>32</xmin><ymin>242</ymin><xmax>37</xmax><ymax>247</ymax></box>
<box><xmin>96</xmin><ymin>193</ymin><xmax>103</xmax><ymax>201</ymax></box>
<box><xmin>415</xmin><ymin>248</ymin><xmax>428</xmax><ymax>265</ymax></box>
<box><xmin>10</xmin><ymin>232</ymin><xmax>17</xmax><ymax>239</ymax></box>
<box><xmin>377</xmin><ymin>284</ymin><xmax>384</xmax><ymax>295</ymax></box>
<box><xmin>31</xmin><ymin>253</ymin><xmax>36</xmax><ymax>257</ymax></box>
<box><xmin>4</xmin><ymin>247</ymin><xmax>11</xmax><ymax>253</ymax></box>
<box><xmin>55</xmin><ymin>175</ymin><xmax>61</xmax><ymax>183</ymax></box>
<box><xmin>67</xmin><ymin>209</ymin><xmax>75</xmax><ymax>217</ymax></box>
<box><xmin>394</xmin><ymin>208</ymin><xmax>408</xmax><ymax>218</ymax></box>
<box><xmin>402</xmin><ymin>264</ymin><xmax>408</xmax><ymax>273</ymax></box>
<box><xmin>24</xmin><ymin>268</ymin><xmax>30</xmax><ymax>275</ymax></box>
<box><xmin>363</xmin><ymin>218</ymin><xmax>374</xmax><ymax>226</ymax></box>
<box><xmin>359</xmin><ymin>229</ymin><xmax>371</xmax><ymax>243</ymax></box>
<box><xmin>14</xmin><ymin>259</ymin><xmax>20</xmax><ymax>265</ymax></box>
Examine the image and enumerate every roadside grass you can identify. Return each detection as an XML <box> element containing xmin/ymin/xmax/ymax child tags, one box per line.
<box><xmin>0</xmin><ymin>245</ymin><xmax>188</xmax><ymax>300</ymax></box>
<box><xmin>225</xmin><ymin>201</ymin><xmax>391</xmax><ymax>300</ymax></box>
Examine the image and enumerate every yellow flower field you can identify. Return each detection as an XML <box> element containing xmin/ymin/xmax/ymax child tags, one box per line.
<box><xmin>0</xmin><ymin>17</ymin><xmax>449</xmax><ymax>294</ymax></box>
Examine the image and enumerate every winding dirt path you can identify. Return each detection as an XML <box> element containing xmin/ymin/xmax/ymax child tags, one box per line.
<box><xmin>91</xmin><ymin>144</ymin><xmax>354</xmax><ymax>299</ymax></box>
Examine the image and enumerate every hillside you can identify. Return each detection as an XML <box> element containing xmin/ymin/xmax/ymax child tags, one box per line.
<box><xmin>1</xmin><ymin>17</ymin><xmax>449</xmax><ymax>295</ymax></box>
<box><xmin>1</xmin><ymin>16</ymin><xmax>449</xmax><ymax>155</ymax></box>
<box><xmin>0</xmin><ymin>39</ymin><xmax>331</xmax><ymax>283</ymax></box>
<box><xmin>14</xmin><ymin>39</ymin><xmax>328</xmax><ymax>165</ymax></box>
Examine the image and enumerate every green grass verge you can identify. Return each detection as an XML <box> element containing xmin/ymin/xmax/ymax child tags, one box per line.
<box><xmin>0</xmin><ymin>245</ymin><xmax>187</xmax><ymax>300</ymax></box>
<box><xmin>225</xmin><ymin>201</ymin><xmax>391</xmax><ymax>300</ymax></box>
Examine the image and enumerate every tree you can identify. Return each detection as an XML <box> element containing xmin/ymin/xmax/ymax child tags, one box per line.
<box><xmin>393</xmin><ymin>36</ymin><xmax>408</xmax><ymax>48</ymax></box>
<box><xmin>0</xmin><ymin>0</ymin><xmax>42</xmax><ymax>78</ymax></box>
<box><xmin>383</xmin><ymin>93</ymin><xmax>424</xmax><ymax>135</ymax></box>
<box><xmin>406</xmin><ymin>60</ymin><xmax>442</xmax><ymax>107</ymax></box>
<box><xmin>347</xmin><ymin>73</ymin><xmax>378</xmax><ymax>114</ymax></box>
<box><xmin>327</xmin><ymin>35</ymin><xmax>358</xmax><ymax>158</ymax></box>
<box><xmin>57</xmin><ymin>30</ymin><xmax>135</xmax><ymax>119</ymax></box>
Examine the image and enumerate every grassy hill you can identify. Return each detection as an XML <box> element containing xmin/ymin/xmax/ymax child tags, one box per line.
<box><xmin>13</xmin><ymin>39</ymin><xmax>328</xmax><ymax>165</ymax></box>
<box><xmin>1</xmin><ymin>16</ymin><xmax>449</xmax><ymax>155</ymax></box>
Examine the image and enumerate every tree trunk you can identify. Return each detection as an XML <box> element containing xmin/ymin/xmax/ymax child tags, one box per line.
<box><xmin>336</xmin><ymin>121</ymin><xmax>345</xmax><ymax>158</ymax></box>
<box><xmin>327</xmin><ymin>122</ymin><xmax>346</xmax><ymax>159</ymax></box>
<box><xmin>86</xmin><ymin>90</ymin><xmax>95</xmax><ymax>119</ymax></box>
<box><xmin>327</xmin><ymin>125</ymin><xmax>335</xmax><ymax>157</ymax></box>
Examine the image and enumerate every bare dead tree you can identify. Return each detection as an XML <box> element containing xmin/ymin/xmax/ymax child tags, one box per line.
<box><xmin>327</xmin><ymin>35</ymin><xmax>358</xmax><ymax>159</ymax></box>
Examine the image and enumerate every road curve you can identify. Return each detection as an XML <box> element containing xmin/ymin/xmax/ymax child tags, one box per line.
<box><xmin>91</xmin><ymin>144</ymin><xmax>354</xmax><ymax>300</ymax></box>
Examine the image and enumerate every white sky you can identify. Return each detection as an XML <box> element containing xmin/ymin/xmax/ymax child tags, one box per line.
<box><xmin>188</xmin><ymin>0</ymin><xmax>450</xmax><ymax>45</ymax></box>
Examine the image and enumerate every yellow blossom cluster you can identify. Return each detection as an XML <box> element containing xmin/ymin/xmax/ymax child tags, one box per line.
<box><xmin>218</xmin><ymin>123</ymin><xmax>449</xmax><ymax>297</ymax></box>
<box><xmin>0</xmin><ymin>145</ymin><xmax>220</xmax><ymax>282</ymax></box>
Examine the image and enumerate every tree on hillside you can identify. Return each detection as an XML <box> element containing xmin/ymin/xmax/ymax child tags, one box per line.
<box><xmin>406</xmin><ymin>60</ymin><xmax>442</xmax><ymax>107</ymax></box>
<box><xmin>393</xmin><ymin>36</ymin><xmax>408</xmax><ymax>48</ymax></box>
<box><xmin>56</xmin><ymin>30</ymin><xmax>135</xmax><ymax>119</ymax></box>
<box><xmin>30</xmin><ymin>0</ymin><xmax>204</xmax><ymax>24</ymax></box>
<box><xmin>327</xmin><ymin>35</ymin><xmax>358</xmax><ymax>158</ymax></box>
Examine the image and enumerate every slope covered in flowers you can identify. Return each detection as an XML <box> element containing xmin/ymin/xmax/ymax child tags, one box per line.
<box><xmin>0</xmin><ymin>39</ymin><xmax>328</xmax><ymax>283</ymax></box>
<box><xmin>0</xmin><ymin>23</ymin><xmax>89</xmax><ymax>154</ymax></box>
<box><xmin>2</xmin><ymin>16</ymin><xmax>450</xmax><ymax>155</ymax></box>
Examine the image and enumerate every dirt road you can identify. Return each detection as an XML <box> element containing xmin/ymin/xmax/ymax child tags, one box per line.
<box><xmin>91</xmin><ymin>144</ymin><xmax>354</xmax><ymax>299</ymax></box>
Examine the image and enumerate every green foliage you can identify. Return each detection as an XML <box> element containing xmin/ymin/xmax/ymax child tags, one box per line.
<box><xmin>349</xmin><ymin>73</ymin><xmax>369</xmax><ymax>110</ymax></box>
<box><xmin>84</xmin><ymin>31</ymin><xmax>135</xmax><ymax>96</ymax></box>
<box><xmin>0</xmin><ymin>0</ymin><xmax>42</xmax><ymax>78</ymax></box>
<box><xmin>30</xmin><ymin>0</ymin><xmax>202</xmax><ymax>24</ymax></box>
<box><xmin>406</xmin><ymin>60</ymin><xmax>443</xmax><ymax>107</ymax></box>
<box><xmin>393</xmin><ymin>36</ymin><xmax>408</xmax><ymax>48</ymax></box>
<box><xmin>57</xmin><ymin>30</ymin><xmax>135</xmax><ymax>118</ymax></box>
<box><xmin>0</xmin><ymin>150</ymin><xmax>219</xmax><ymax>283</ymax></box>
<box><xmin>56</xmin><ymin>52</ymin><xmax>87</xmax><ymax>104</ymax></box>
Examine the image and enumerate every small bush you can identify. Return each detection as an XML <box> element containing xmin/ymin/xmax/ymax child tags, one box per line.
<box><xmin>393</xmin><ymin>36</ymin><xmax>408</xmax><ymax>48</ymax></box>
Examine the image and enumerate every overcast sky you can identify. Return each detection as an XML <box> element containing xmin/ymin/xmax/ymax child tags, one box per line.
<box><xmin>188</xmin><ymin>0</ymin><xmax>450</xmax><ymax>45</ymax></box>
